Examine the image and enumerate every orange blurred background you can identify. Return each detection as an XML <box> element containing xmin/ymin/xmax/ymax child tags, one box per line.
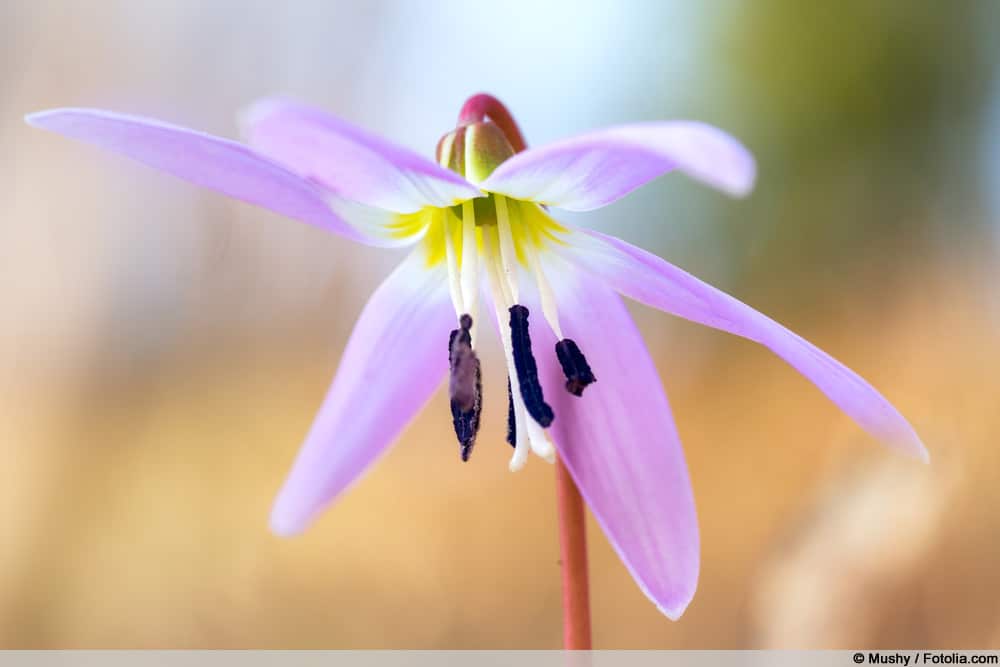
<box><xmin>2</xmin><ymin>0</ymin><xmax>1000</xmax><ymax>648</ymax></box>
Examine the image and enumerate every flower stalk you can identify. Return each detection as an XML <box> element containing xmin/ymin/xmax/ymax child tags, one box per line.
<box><xmin>556</xmin><ymin>458</ymin><xmax>592</xmax><ymax>649</ymax></box>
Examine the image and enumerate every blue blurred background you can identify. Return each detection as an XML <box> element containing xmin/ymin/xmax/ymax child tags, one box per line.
<box><xmin>2</xmin><ymin>0</ymin><xmax>1000</xmax><ymax>648</ymax></box>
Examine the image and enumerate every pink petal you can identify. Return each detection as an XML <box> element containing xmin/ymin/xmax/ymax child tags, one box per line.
<box><xmin>26</xmin><ymin>108</ymin><xmax>383</xmax><ymax>246</ymax></box>
<box><xmin>527</xmin><ymin>262</ymin><xmax>700</xmax><ymax>619</ymax></box>
<box><xmin>565</xmin><ymin>229</ymin><xmax>929</xmax><ymax>461</ymax></box>
<box><xmin>479</xmin><ymin>122</ymin><xmax>755</xmax><ymax>211</ymax></box>
<box><xmin>270</xmin><ymin>249</ymin><xmax>453</xmax><ymax>536</ymax></box>
<box><xmin>241</xmin><ymin>98</ymin><xmax>483</xmax><ymax>213</ymax></box>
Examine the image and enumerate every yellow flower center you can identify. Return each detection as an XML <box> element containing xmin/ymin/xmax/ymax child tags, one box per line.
<box><xmin>398</xmin><ymin>194</ymin><xmax>567</xmax><ymax>269</ymax></box>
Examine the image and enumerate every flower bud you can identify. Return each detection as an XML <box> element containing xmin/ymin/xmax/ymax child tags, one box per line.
<box><xmin>435</xmin><ymin>121</ymin><xmax>516</xmax><ymax>184</ymax></box>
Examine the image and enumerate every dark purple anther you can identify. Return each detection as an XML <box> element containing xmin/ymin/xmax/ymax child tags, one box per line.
<box><xmin>555</xmin><ymin>339</ymin><xmax>596</xmax><ymax>397</ymax></box>
<box><xmin>508</xmin><ymin>304</ymin><xmax>554</xmax><ymax>428</ymax></box>
<box><xmin>448</xmin><ymin>314</ymin><xmax>481</xmax><ymax>461</ymax></box>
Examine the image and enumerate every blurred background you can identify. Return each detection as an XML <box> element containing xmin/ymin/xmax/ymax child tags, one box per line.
<box><xmin>2</xmin><ymin>0</ymin><xmax>1000</xmax><ymax>649</ymax></box>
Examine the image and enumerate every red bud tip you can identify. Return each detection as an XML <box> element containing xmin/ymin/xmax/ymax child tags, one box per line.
<box><xmin>457</xmin><ymin>93</ymin><xmax>527</xmax><ymax>154</ymax></box>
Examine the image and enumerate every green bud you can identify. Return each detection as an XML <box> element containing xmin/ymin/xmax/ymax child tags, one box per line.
<box><xmin>435</xmin><ymin>121</ymin><xmax>515</xmax><ymax>184</ymax></box>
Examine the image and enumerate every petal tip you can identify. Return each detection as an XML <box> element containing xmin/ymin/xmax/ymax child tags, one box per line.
<box><xmin>727</xmin><ymin>170</ymin><xmax>757</xmax><ymax>199</ymax></box>
<box><xmin>720</xmin><ymin>152</ymin><xmax>757</xmax><ymax>199</ymax></box>
<box><xmin>24</xmin><ymin>109</ymin><xmax>64</xmax><ymax>129</ymax></box>
<box><xmin>883</xmin><ymin>425</ymin><xmax>929</xmax><ymax>464</ymax></box>
<box><xmin>269</xmin><ymin>486</ymin><xmax>318</xmax><ymax>538</ymax></box>
<box><xmin>269</xmin><ymin>502</ymin><xmax>311</xmax><ymax>538</ymax></box>
<box><xmin>654</xmin><ymin>599</ymin><xmax>690</xmax><ymax>622</ymax></box>
<box><xmin>24</xmin><ymin>108</ymin><xmax>114</xmax><ymax>136</ymax></box>
<box><xmin>636</xmin><ymin>577</ymin><xmax>696</xmax><ymax>621</ymax></box>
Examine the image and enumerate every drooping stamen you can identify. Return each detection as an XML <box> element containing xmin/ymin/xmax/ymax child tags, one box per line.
<box><xmin>506</xmin><ymin>377</ymin><xmax>516</xmax><ymax>448</ymax></box>
<box><xmin>483</xmin><ymin>230</ymin><xmax>530</xmax><ymax>470</ymax></box>
<box><xmin>449</xmin><ymin>314</ymin><xmax>482</xmax><ymax>461</ymax></box>
<box><xmin>508</xmin><ymin>305</ymin><xmax>554</xmax><ymax>428</ymax></box>
<box><xmin>555</xmin><ymin>339</ymin><xmax>596</xmax><ymax>397</ymax></box>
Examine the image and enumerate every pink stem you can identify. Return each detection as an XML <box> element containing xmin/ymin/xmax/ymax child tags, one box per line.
<box><xmin>555</xmin><ymin>458</ymin><xmax>592</xmax><ymax>650</ymax></box>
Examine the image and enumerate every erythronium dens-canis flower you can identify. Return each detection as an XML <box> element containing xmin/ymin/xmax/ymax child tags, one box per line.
<box><xmin>26</xmin><ymin>93</ymin><xmax>927</xmax><ymax>620</ymax></box>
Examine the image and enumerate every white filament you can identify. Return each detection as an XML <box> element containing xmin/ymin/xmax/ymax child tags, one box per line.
<box><xmin>525</xmin><ymin>241</ymin><xmax>564</xmax><ymax>340</ymax></box>
<box><xmin>525</xmin><ymin>411</ymin><xmax>556</xmax><ymax>463</ymax></box>
<box><xmin>494</xmin><ymin>195</ymin><xmax>520</xmax><ymax>305</ymax></box>
<box><xmin>499</xmin><ymin>194</ymin><xmax>564</xmax><ymax>341</ymax></box>
<box><xmin>482</xmin><ymin>230</ymin><xmax>530</xmax><ymax>470</ymax></box>
<box><xmin>442</xmin><ymin>209</ymin><xmax>464</xmax><ymax>317</ymax></box>
<box><xmin>460</xmin><ymin>201</ymin><xmax>480</xmax><ymax>341</ymax></box>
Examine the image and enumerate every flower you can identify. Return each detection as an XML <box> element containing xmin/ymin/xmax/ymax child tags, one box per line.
<box><xmin>26</xmin><ymin>94</ymin><xmax>927</xmax><ymax>620</ymax></box>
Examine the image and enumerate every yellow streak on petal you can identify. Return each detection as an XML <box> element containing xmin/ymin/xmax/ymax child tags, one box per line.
<box><xmin>413</xmin><ymin>206</ymin><xmax>460</xmax><ymax>268</ymax></box>
<box><xmin>386</xmin><ymin>209</ymin><xmax>431</xmax><ymax>239</ymax></box>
